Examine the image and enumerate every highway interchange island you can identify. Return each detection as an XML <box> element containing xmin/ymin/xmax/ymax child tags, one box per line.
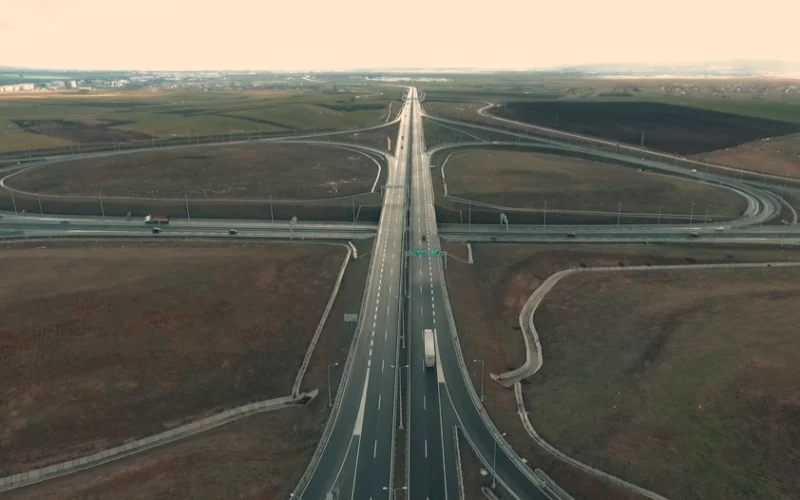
<box><xmin>2</xmin><ymin>79</ymin><xmax>799</xmax><ymax>500</ymax></box>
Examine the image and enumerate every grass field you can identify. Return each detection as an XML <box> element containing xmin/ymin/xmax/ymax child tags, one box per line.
<box><xmin>6</xmin><ymin>142</ymin><xmax>378</xmax><ymax>200</ymax></box>
<box><xmin>326</xmin><ymin>121</ymin><xmax>400</xmax><ymax>154</ymax></box>
<box><xmin>490</xmin><ymin>101</ymin><xmax>800</xmax><ymax>155</ymax></box>
<box><xmin>0</xmin><ymin>90</ymin><xmax>399</xmax><ymax>154</ymax></box>
<box><xmin>439</xmin><ymin>148</ymin><xmax>747</xmax><ymax>219</ymax></box>
<box><xmin>442</xmin><ymin>243</ymin><xmax>799</xmax><ymax>500</ymax></box>
<box><xmin>0</xmin><ymin>241</ymin><xmax>346</xmax><ymax>476</ymax></box>
<box><xmin>531</xmin><ymin>268</ymin><xmax>800</xmax><ymax>500</ymax></box>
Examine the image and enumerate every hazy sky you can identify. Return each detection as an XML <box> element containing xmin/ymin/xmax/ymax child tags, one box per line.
<box><xmin>1</xmin><ymin>0</ymin><xmax>798</xmax><ymax>71</ymax></box>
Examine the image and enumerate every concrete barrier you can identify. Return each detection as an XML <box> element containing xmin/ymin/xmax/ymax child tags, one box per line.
<box><xmin>291</xmin><ymin>243</ymin><xmax>353</xmax><ymax>397</ymax></box>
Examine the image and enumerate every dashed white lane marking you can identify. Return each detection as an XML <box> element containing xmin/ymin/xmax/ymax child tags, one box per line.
<box><xmin>424</xmin><ymin>439</ymin><xmax>428</xmax><ymax>458</ymax></box>
<box><xmin>420</xmin><ymin>305</ymin><xmax>423</xmax><ymax>315</ymax></box>
<box><xmin>424</xmin><ymin>395</ymin><xmax>427</xmax><ymax>410</ymax></box>
<box><xmin>382</xmin><ymin>360</ymin><xmax>384</xmax><ymax>372</ymax></box>
<box><xmin>373</xmin><ymin>440</ymin><xmax>378</xmax><ymax>458</ymax></box>
<box><xmin>370</xmin><ymin>340</ymin><xmax>374</xmax><ymax>347</ymax></box>
<box><xmin>368</xmin><ymin>359</ymin><xmax>371</xmax><ymax>367</ymax></box>
<box><xmin>375</xmin><ymin>306</ymin><xmax>379</xmax><ymax>312</ymax></box>
<box><xmin>384</xmin><ymin>330</ymin><xmax>387</xmax><ymax>341</ymax></box>
<box><xmin>373</xmin><ymin>321</ymin><xmax>376</xmax><ymax>328</ymax></box>
<box><xmin>369</xmin><ymin>349</ymin><xmax>372</xmax><ymax>356</ymax></box>
<box><xmin>378</xmin><ymin>394</ymin><xmax>382</xmax><ymax>410</ymax></box>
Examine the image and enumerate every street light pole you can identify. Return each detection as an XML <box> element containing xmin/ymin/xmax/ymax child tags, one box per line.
<box><xmin>98</xmin><ymin>192</ymin><xmax>105</xmax><ymax>220</ymax></box>
<box><xmin>394</xmin><ymin>364</ymin><xmax>409</xmax><ymax>430</ymax></box>
<box><xmin>704</xmin><ymin>204</ymin><xmax>711</xmax><ymax>223</ymax></box>
<box><xmin>543</xmin><ymin>200</ymin><xmax>547</xmax><ymax>230</ymax></box>
<box><xmin>185</xmin><ymin>194</ymin><xmax>190</xmax><ymax>222</ymax></box>
<box><xmin>327</xmin><ymin>362</ymin><xmax>339</xmax><ymax>408</ymax></box>
<box><xmin>473</xmin><ymin>359</ymin><xmax>485</xmax><ymax>402</ymax></box>
<box><xmin>492</xmin><ymin>432</ymin><xmax>507</xmax><ymax>489</ymax></box>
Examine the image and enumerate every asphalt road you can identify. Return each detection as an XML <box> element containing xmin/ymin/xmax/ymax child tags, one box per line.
<box><xmin>292</xmin><ymin>93</ymin><xmax>412</xmax><ymax>500</ymax></box>
<box><xmin>408</xmin><ymin>91</ymin><xmax>550</xmax><ymax>500</ymax></box>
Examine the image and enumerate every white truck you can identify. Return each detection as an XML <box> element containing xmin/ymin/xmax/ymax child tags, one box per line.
<box><xmin>423</xmin><ymin>329</ymin><xmax>436</xmax><ymax>368</ymax></box>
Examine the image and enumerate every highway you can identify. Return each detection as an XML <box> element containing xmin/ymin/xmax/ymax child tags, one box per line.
<box><xmin>291</xmin><ymin>90</ymin><xmax>411</xmax><ymax>499</ymax></box>
<box><xmin>3</xmin><ymin>85</ymin><xmax>798</xmax><ymax>500</ymax></box>
<box><xmin>407</xmin><ymin>89</ymin><xmax>551</xmax><ymax>500</ymax></box>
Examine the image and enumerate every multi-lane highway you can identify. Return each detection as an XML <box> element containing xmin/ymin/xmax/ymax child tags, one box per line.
<box><xmin>291</xmin><ymin>91</ymin><xmax>411</xmax><ymax>500</ymax></box>
<box><xmin>406</xmin><ymin>90</ymin><xmax>551</xmax><ymax>500</ymax></box>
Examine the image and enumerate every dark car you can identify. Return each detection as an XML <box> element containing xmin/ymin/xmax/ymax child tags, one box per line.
<box><xmin>152</xmin><ymin>227</ymin><xmax>162</xmax><ymax>234</ymax></box>
<box><xmin>566</xmin><ymin>232</ymin><xmax>577</xmax><ymax>238</ymax></box>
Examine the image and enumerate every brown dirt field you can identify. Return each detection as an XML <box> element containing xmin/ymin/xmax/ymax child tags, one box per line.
<box><xmin>5</xmin><ymin>143</ymin><xmax>377</xmax><ymax>200</ymax></box>
<box><xmin>694</xmin><ymin>135</ymin><xmax>800</xmax><ymax>178</ymax></box>
<box><xmin>443</xmin><ymin>243</ymin><xmax>800</xmax><ymax>500</ymax></box>
<box><xmin>0</xmin><ymin>240</ymin><xmax>347</xmax><ymax>476</ymax></box>
<box><xmin>532</xmin><ymin>268</ymin><xmax>800</xmax><ymax>500</ymax></box>
<box><xmin>445</xmin><ymin>149</ymin><xmax>747</xmax><ymax>218</ymax></box>
<box><xmin>4</xmin><ymin>406</ymin><xmax>320</xmax><ymax>500</ymax></box>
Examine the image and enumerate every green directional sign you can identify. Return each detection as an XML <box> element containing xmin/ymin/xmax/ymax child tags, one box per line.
<box><xmin>429</xmin><ymin>164</ymin><xmax>436</xmax><ymax>169</ymax></box>
<box><xmin>414</xmin><ymin>249</ymin><xmax>427</xmax><ymax>257</ymax></box>
<box><xmin>430</xmin><ymin>249</ymin><xmax>441</xmax><ymax>257</ymax></box>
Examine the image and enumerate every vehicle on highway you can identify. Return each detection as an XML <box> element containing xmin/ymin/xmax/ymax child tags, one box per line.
<box><xmin>152</xmin><ymin>227</ymin><xmax>162</xmax><ymax>234</ymax></box>
<box><xmin>715</xmin><ymin>226</ymin><xmax>724</xmax><ymax>231</ymax></box>
<box><xmin>423</xmin><ymin>329</ymin><xmax>435</xmax><ymax>368</ymax></box>
<box><xmin>489</xmin><ymin>236</ymin><xmax>498</xmax><ymax>241</ymax></box>
<box><xmin>144</xmin><ymin>215</ymin><xmax>170</xmax><ymax>225</ymax></box>
<box><xmin>690</xmin><ymin>232</ymin><xmax>700</xmax><ymax>238</ymax></box>
<box><xmin>229</xmin><ymin>228</ymin><xmax>238</xmax><ymax>235</ymax></box>
<box><xmin>421</xmin><ymin>234</ymin><xmax>426</xmax><ymax>242</ymax></box>
<box><xmin>566</xmin><ymin>232</ymin><xmax>577</xmax><ymax>238</ymax></box>
<box><xmin>59</xmin><ymin>220</ymin><xmax>70</xmax><ymax>225</ymax></box>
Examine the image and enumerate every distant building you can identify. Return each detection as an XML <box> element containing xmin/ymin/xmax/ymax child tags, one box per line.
<box><xmin>68</xmin><ymin>80</ymin><xmax>77</xmax><ymax>88</ymax></box>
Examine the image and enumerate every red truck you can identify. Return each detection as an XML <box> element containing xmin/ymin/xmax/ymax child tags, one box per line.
<box><xmin>144</xmin><ymin>215</ymin><xmax>170</xmax><ymax>225</ymax></box>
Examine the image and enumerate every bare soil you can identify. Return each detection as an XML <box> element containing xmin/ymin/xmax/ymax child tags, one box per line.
<box><xmin>443</xmin><ymin>243</ymin><xmax>799</xmax><ymax>500</ymax></box>
<box><xmin>694</xmin><ymin>135</ymin><xmax>800</xmax><ymax>177</ymax></box>
<box><xmin>4</xmin><ymin>406</ymin><xmax>321</xmax><ymax>500</ymax></box>
<box><xmin>491</xmin><ymin>101</ymin><xmax>800</xmax><ymax>155</ymax></box>
<box><xmin>0</xmin><ymin>240</ymin><xmax>346</xmax><ymax>476</ymax></box>
<box><xmin>532</xmin><ymin>268</ymin><xmax>800</xmax><ymax>500</ymax></box>
<box><xmin>6</xmin><ymin>143</ymin><xmax>377</xmax><ymax>200</ymax></box>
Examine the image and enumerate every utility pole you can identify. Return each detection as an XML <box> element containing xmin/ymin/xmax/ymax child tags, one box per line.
<box><xmin>543</xmin><ymin>201</ymin><xmax>547</xmax><ymax>230</ymax></box>
<box><xmin>185</xmin><ymin>193</ymin><xmax>190</xmax><ymax>222</ymax></box>
<box><xmin>473</xmin><ymin>359</ymin><xmax>485</xmax><ymax>402</ymax></box>
<box><xmin>492</xmin><ymin>432</ymin><xmax>507</xmax><ymax>489</ymax></box>
<box><xmin>10</xmin><ymin>189</ymin><xmax>18</xmax><ymax>218</ymax></box>
<box><xmin>704</xmin><ymin>205</ymin><xmax>711</xmax><ymax>223</ymax></box>
<box><xmin>98</xmin><ymin>193</ymin><xmax>105</xmax><ymax>220</ymax></box>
